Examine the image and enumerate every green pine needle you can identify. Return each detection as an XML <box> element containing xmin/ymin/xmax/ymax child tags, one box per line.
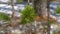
<box><xmin>21</xmin><ymin>5</ymin><xmax>36</xmax><ymax>25</ymax></box>
<box><xmin>0</xmin><ymin>12</ymin><xmax>10</xmax><ymax>21</ymax></box>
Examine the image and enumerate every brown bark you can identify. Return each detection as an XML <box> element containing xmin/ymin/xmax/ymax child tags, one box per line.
<box><xmin>11</xmin><ymin>0</ymin><xmax>15</xmax><ymax>18</ymax></box>
<box><xmin>34</xmin><ymin>0</ymin><xmax>47</xmax><ymax>16</ymax></box>
<box><xmin>34</xmin><ymin>0</ymin><xmax>57</xmax><ymax>23</ymax></box>
<box><xmin>33</xmin><ymin>0</ymin><xmax>57</xmax><ymax>34</ymax></box>
<box><xmin>11</xmin><ymin>0</ymin><xmax>17</xmax><ymax>28</ymax></box>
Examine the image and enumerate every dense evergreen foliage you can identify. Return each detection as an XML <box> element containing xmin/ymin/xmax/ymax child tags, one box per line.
<box><xmin>55</xmin><ymin>7</ymin><xmax>60</xmax><ymax>14</ymax></box>
<box><xmin>17</xmin><ymin>0</ymin><xmax>23</xmax><ymax>3</ymax></box>
<box><xmin>21</xmin><ymin>5</ymin><xmax>36</xmax><ymax>24</ymax></box>
<box><xmin>0</xmin><ymin>12</ymin><xmax>10</xmax><ymax>21</ymax></box>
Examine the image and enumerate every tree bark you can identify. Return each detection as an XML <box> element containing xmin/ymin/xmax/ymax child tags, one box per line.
<box><xmin>11</xmin><ymin>0</ymin><xmax>16</xmax><ymax>28</ymax></box>
<box><xmin>47</xmin><ymin>0</ymin><xmax>50</xmax><ymax>34</ymax></box>
<box><xmin>34</xmin><ymin>0</ymin><xmax>47</xmax><ymax>17</ymax></box>
<box><xmin>33</xmin><ymin>0</ymin><xmax>57</xmax><ymax>34</ymax></box>
<box><xmin>33</xmin><ymin>0</ymin><xmax>47</xmax><ymax>34</ymax></box>
<box><xmin>11</xmin><ymin>0</ymin><xmax>15</xmax><ymax>18</ymax></box>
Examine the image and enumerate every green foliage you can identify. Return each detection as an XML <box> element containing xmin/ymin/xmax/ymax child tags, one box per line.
<box><xmin>53</xmin><ymin>31</ymin><xmax>60</xmax><ymax>34</ymax></box>
<box><xmin>21</xmin><ymin>5</ymin><xmax>36</xmax><ymax>24</ymax></box>
<box><xmin>55</xmin><ymin>7</ymin><xmax>60</xmax><ymax>14</ymax></box>
<box><xmin>0</xmin><ymin>12</ymin><xmax>10</xmax><ymax>21</ymax></box>
<box><xmin>49</xmin><ymin>20</ymin><xmax>55</xmax><ymax>24</ymax></box>
<box><xmin>17</xmin><ymin>0</ymin><xmax>23</xmax><ymax>3</ymax></box>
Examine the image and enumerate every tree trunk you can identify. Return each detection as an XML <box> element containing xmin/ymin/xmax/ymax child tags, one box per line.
<box><xmin>33</xmin><ymin>0</ymin><xmax>47</xmax><ymax>25</ymax></box>
<box><xmin>33</xmin><ymin>0</ymin><xmax>50</xmax><ymax>34</ymax></box>
<box><xmin>33</xmin><ymin>0</ymin><xmax>58</xmax><ymax>34</ymax></box>
<box><xmin>11</xmin><ymin>0</ymin><xmax>15</xmax><ymax>18</ymax></box>
<box><xmin>47</xmin><ymin>0</ymin><xmax>50</xmax><ymax>34</ymax></box>
<box><xmin>11</xmin><ymin>0</ymin><xmax>16</xmax><ymax>28</ymax></box>
<box><xmin>28</xmin><ymin>0</ymin><xmax>30</xmax><ymax>5</ymax></box>
<box><xmin>34</xmin><ymin>0</ymin><xmax>47</xmax><ymax>17</ymax></box>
